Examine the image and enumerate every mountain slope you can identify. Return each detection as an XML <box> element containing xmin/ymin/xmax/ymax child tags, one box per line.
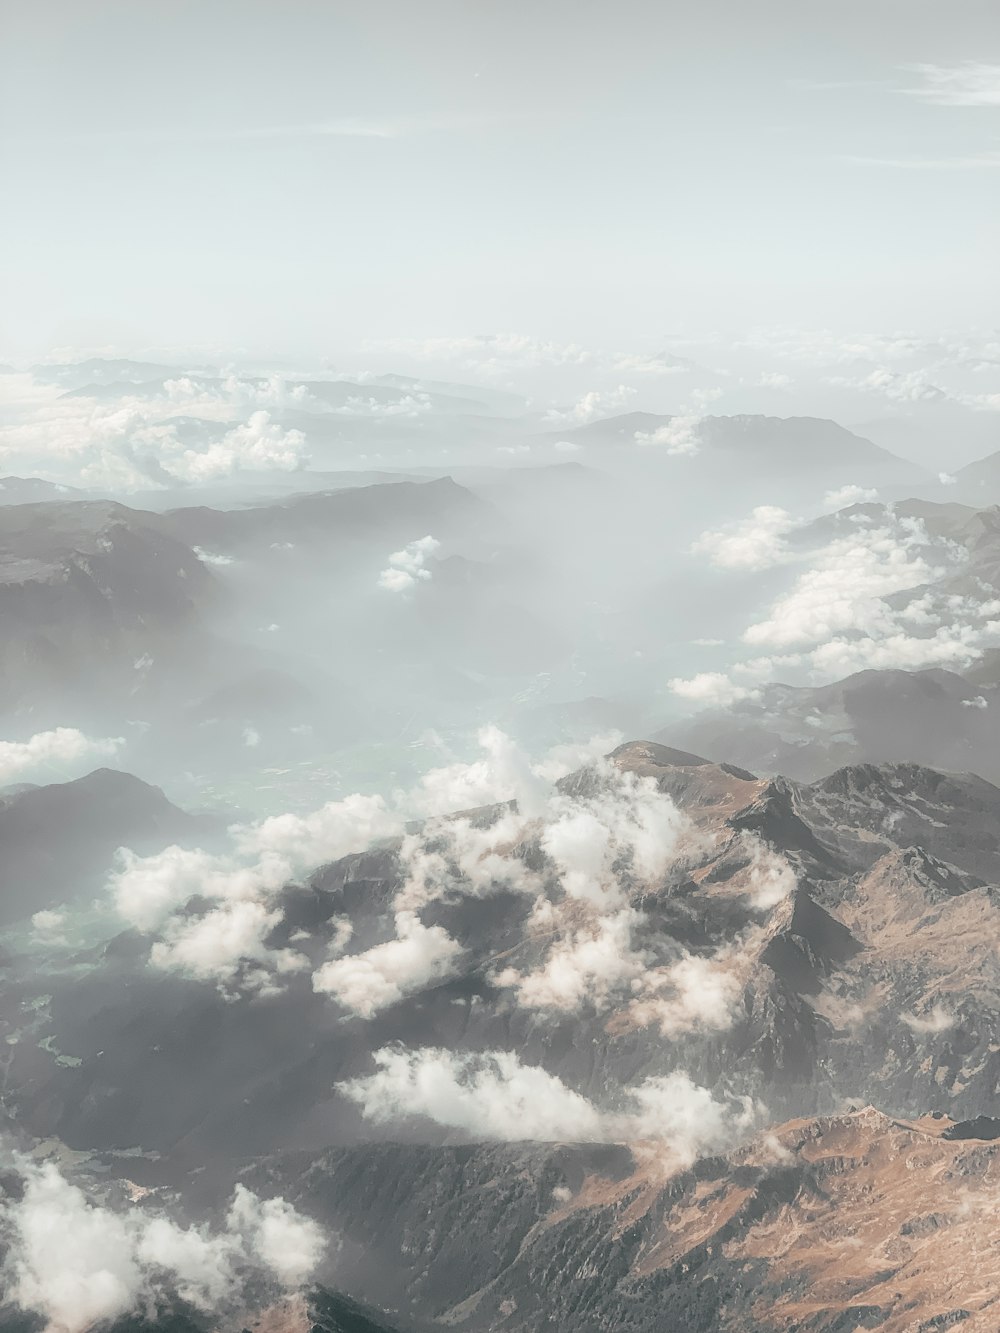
<box><xmin>544</xmin><ymin>413</ymin><xmax>923</xmax><ymax>478</ymax></box>
<box><xmin>0</xmin><ymin>768</ymin><xmax>211</xmax><ymax>924</ymax></box>
<box><xmin>250</xmin><ymin>1108</ymin><xmax>1000</xmax><ymax>1333</ymax></box>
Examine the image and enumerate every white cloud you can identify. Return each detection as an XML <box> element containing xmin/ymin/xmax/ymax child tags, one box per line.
<box><xmin>823</xmin><ymin>484</ymin><xmax>878</xmax><ymax>510</ymax></box>
<box><xmin>406</xmin><ymin>724</ymin><xmax>549</xmax><ymax>818</ymax></box>
<box><xmin>825</xmin><ymin>365</ymin><xmax>947</xmax><ymax>404</ymax></box>
<box><xmin>902</xmin><ymin>62</ymin><xmax>1000</xmax><ymax>107</ymax></box>
<box><xmin>225</xmin><ymin>1185</ymin><xmax>326</xmax><ymax>1286</ymax></box>
<box><xmin>742</xmin><ymin>516</ymin><xmax>950</xmax><ymax>649</ymax></box>
<box><xmin>111</xmin><ymin>790</ymin><xmax>400</xmax><ymax>989</ymax></box>
<box><xmin>740</xmin><ymin>835</ymin><xmax>797</xmax><ymax>910</ymax></box>
<box><xmin>692</xmin><ymin>505</ymin><xmax>803</xmax><ymax>571</ymax></box>
<box><xmin>377</xmin><ymin>534</ymin><xmax>440</xmax><ymax>592</ymax></box>
<box><xmin>541</xmin><ymin>764</ymin><xmax>689</xmax><ymax>903</ymax></box>
<box><xmin>0</xmin><ymin>728</ymin><xmax>124</xmax><ymax>786</ymax></box>
<box><xmin>901</xmin><ymin>1004</ymin><xmax>955</xmax><ymax>1034</ymax></box>
<box><xmin>312</xmin><ymin>909</ymin><xmax>462</xmax><ymax>1017</ymax></box>
<box><xmin>634</xmin><ymin>415</ymin><xmax>701</xmax><ymax>455</ymax></box>
<box><xmin>629</xmin><ymin>950</ymin><xmax>746</xmax><ymax>1037</ymax></box>
<box><xmin>498</xmin><ymin>909</ymin><xmax>646</xmax><ymax>1011</ymax></box>
<box><xmin>192</xmin><ymin>546</ymin><xmax>235</xmax><ymax>566</ymax></box>
<box><xmin>668</xmin><ymin>672</ymin><xmax>759</xmax><ymax>709</ymax></box>
<box><xmin>172</xmin><ymin>411</ymin><xmax>307</xmax><ymax>482</ymax></box>
<box><xmin>0</xmin><ymin>373</ymin><xmax>308</xmax><ymax>489</ymax></box>
<box><xmin>544</xmin><ymin>385</ymin><xmax>636</xmax><ymax>427</ymax></box>
<box><xmin>342</xmin><ymin>1046</ymin><xmax>605</xmax><ymax>1140</ymax></box>
<box><xmin>340</xmin><ymin>1047</ymin><xmax>758</xmax><ymax>1167</ymax></box>
<box><xmin>0</xmin><ymin>1156</ymin><xmax>325</xmax><ymax>1333</ymax></box>
<box><xmin>148</xmin><ymin>899</ymin><xmax>308</xmax><ymax>988</ymax></box>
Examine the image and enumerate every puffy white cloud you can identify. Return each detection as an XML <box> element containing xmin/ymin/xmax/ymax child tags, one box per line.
<box><xmin>498</xmin><ymin>908</ymin><xmax>645</xmax><ymax>1011</ymax></box>
<box><xmin>111</xmin><ymin>791</ymin><xmax>400</xmax><ymax>989</ymax></box>
<box><xmin>541</xmin><ymin>764</ymin><xmax>689</xmax><ymax>902</ymax></box>
<box><xmin>675</xmin><ymin>501</ymin><xmax>1000</xmax><ymax>700</ymax></box>
<box><xmin>0</xmin><ymin>372</ymin><xmax>309</xmax><ymax>489</ymax></box>
<box><xmin>312</xmin><ymin>909</ymin><xmax>462</xmax><ymax>1017</ymax></box>
<box><xmin>0</xmin><ymin>728</ymin><xmax>124</xmax><ymax>786</ymax></box>
<box><xmin>634</xmin><ymin>415</ymin><xmax>701</xmax><ymax>455</ymax></box>
<box><xmin>342</xmin><ymin>1046</ymin><xmax>605</xmax><ymax>1140</ymax></box>
<box><xmin>492</xmin><ymin>765</ymin><xmax>694</xmax><ymax>1012</ymax></box>
<box><xmin>377</xmin><ymin>534</ymin><xmax>440</xmax><ymax>592</ymax></box>
<box><xmin>234</xmin><ymin>791</ymin><xmax>399</xmax><ymax>869</ymax></box>
<box><xmin>407</xmin><ymin>724</ymin><xmax>549</xmax><ymax>818</ymax></box>
<box><xmin>742</xmin><ymin>516</ymin><xmax>950</xmax><ymax>649</ymax></box>
<box><xmin>111</xmin><ymin>845</ymin><xmax>283</xmax><ymax>934</ymax></box>
<box><xmin>225</xmin><ymin>1185</ymin><xmax>326</xmax><ymax>1286</ymax></box>
<box><xmin>668</xmin><ymin>672</ymin><xmax>759</xmax><ymax>709</ymax></box>
<box><xmin>692</xmin><ymin>505</ymin><xmax>803</xmax><ymax>571</ymax></box>
<box><xmin>171</xmin><ymin>411</ymin><xmax>306</xmax><ymax>482</ymax></box>
<box><xmin>340</xmin><ymin>1047</ymin><xmax>758</xmax><ymax>1166</ymax></box>
<box><xmin>628</xmin><ymin>950</ymin><xmax>745</xmax><ymax>1037</ymax></box>
<box><xmin>0</xmin><ymin>1156</ymin><xmax>325</xmax><ymax>1333</ymax></box>
<box><xmin>807</xmin><ymin>622</ymin><xmax>991</xmax><ymax>677</ymax></box>
<box><xmin>740</xmin><ymin>835</ymin><xmax>797</xmax><ymax>910</ymax></box>
<box><xmin>544</xmin><ymin>385</ymin><xmax>636</xmax><ymax>426</ymax></box>
<box><xmin>148</xmin><ymin>899</ymin><xmax>307</xmax><ymax>988</ymax></box>
<box><xmin>823</xmin><ymin>484</ymin><xmax>879</xmax><ymax>510</ymax></box>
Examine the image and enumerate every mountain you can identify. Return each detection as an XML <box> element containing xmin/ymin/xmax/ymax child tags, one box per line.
<box><xmin>5</xmin><ymin>740</ymin><xmax>1000</xmax><ymax>1328</ymax></box>
<box><xmin>543</xmin><ymin>413</ymin><xmax>923</xmax><ymax>479</ymax></box>
<box><xmin>153</xmin><ymin>476</ymin><xmax>497</xmax><ymax>557</ymax></box>
<box><xmin>0</xmin><ymin>501</ymin><xmax>218</xmax><ymax>710</ymax></box>
<box><xmin>250</xmin><ymin>1107</ymin><xmax>1000</xmax><ymax>1333</ymax></box>
<box><xmin>661</xmin><ymin>666</ymin><xmax>1000</xmax><ymax>782</ymax></box>
<box><xmin>8</xmin><ymin>742</ymin><xmax>1000</xmax><ymax>1160</ymax></box>
<box><xmin>955</xmin><ymin>448</ymin><xmax>1000</xmax><ymax>504</ymax></box>
<box><xmin>0</xmin><ymin>768</ymin><xmax>211</xmax><ymax>925</ymax></box>
<box><xmin>0</xmin><ymin>476</ymin><xmax>86</xmax><ymax>504</ymax></box>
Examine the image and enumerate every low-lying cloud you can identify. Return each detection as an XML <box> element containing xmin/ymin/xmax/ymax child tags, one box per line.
<box><xmin>0</xmin><ymin>1154</ymin><xmax>325</xmax><ymax>1333</ymax></box>
<box><xmin>341</xmin><ymin>1046</ymin><xmax>759</xmax><ymax>1167</ymax></box>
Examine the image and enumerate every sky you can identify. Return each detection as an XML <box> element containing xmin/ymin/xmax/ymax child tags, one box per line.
<box><xmin>1</xmin><ymin>0</ymin><xmax>999</xmax><ymax>358</ymax></box>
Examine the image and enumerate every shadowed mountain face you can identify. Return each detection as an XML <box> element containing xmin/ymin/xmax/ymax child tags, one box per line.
<box><xmin>0</xmin><ymin>768</ymin><xmax>214</xmax><ymax>925</ymax></box>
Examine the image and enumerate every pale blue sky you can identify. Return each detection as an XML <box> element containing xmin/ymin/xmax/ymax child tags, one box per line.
<box><xmin>2</xmin><ymin>0</ymin><xmax>998</xmax><ymax>356</ymax></box>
